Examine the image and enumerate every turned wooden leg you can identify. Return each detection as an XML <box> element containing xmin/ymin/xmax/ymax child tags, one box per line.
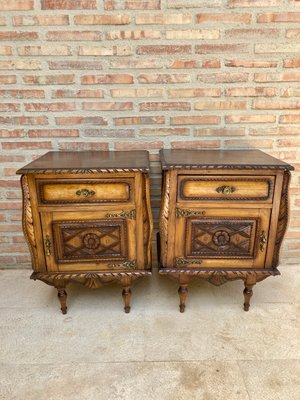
<box><xmin>243</xmin><ymin>283</ymin><xmax>255</xmax><ymax>312</ymax></box>
<box><xmin>57</xmin><ymin>288</ymin><xmax>68</xmax><ymax>314</ymax></box>
<box><xmin>122</xmin><ymin>286</ymin><xmax>132</xmax><ymax>313</ymax></box>
<box><xmin>178</xmin><ymin>284</ymin><xmax>188</xmax><ymax>313</ymax></box>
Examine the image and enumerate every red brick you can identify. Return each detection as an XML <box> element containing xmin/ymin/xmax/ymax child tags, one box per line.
<box><xmin>81</xmin><ymin>74</ymin><xmax>133</xmax><ymax>84</ymax></box>
<box><xmin>202</xmin><ymin>59</ymin><xmax>221</xmax><ymax>68</ymax></box>
<box><xmin>254</xmin><ymin>73</ymin><xmax>300</xmax><ymax>82</ymax></box>
<box><xmin>0</xmin><ymin>16</ymin><xmax>6</xmax><ymax>25</ymax></box>
<box><xmin>137</xmin><ymin>45</ymin><xmax>192</xmax><ymax>55</ymax></box>
<box><xmin>78</xmin><ymin>45</ymin><xmax>132</xmax><ymax>56</ymax></box>
<box><xmin>225</xmin><ymin>115</ymin><xmax>276</xmax><ymax>124</ymax></box>
<box><xmin>226</xmin><ymin>87</ymin><xmax>276</xmax><ymax>97</ymax></box>
<box><xmin>0</xmin><ymin>103</ymin><xmax>20</xmax><ymax>112</ymax></box>
<box><xmin>195</xmin><ymin>100</ymin><xmax>247</xmax><ymax>110</ymax></box>
<box><xmin>114</xmin><ymin>141</ymin><xmax>163</xmax><ymax>150</ymax></box>
<box><xmin>250</xmin><ymin>127</ymin><xmax>300</xmax><ymax>135</ymax></box>
<box><xmin>230</xmin><ymin>0</ymin><xmax>280</xmax><ymax>6</ymax></box>
<box><xmin>125</xmin><ymin>0</ymin><xmax>161</xmax><ymax>9</ymax></box>
<box><xmin>59</xmin><ymin>142</ymin><xmax>109</xmax><ymax>150</ymax></box>
<box><xmin>55</xmin><ymin>116</ymin><xmax>108</xmax><ymax>125</ymax></box>
<box><xmin>0</xmin><ymin>116</ymin><xmax>48</xmax><ymax>125</ymax></box>
<box><xmin>0</xmin><ymin>89</ymin><xmax>44</xmax><ymax>99</ymax></box>
<box><xmin>138</xmin><ymin>74</ymin><xmax>190</xmax><ymax>84</ymax></box>
<box><xmin>110</xmin><ymin>59</ymin><xmax>162</xmax><ymax>69</ymax></box>
<box><xmin>114</xmin><ymin>116</ymin><xmax>165</xmax><ymax>125</ymax></box>
<box><xmin>194</xmin><ymin>128</ymin><xmax>245</xmax><ymax>136</ymax></box>
<box><xmin>52</xmin><ymin>89</ymin><xmax>104</xmax><ymax>98</ymax></box>
<box><xmin>49</xmin><ymin>61</ymin><xmax>103</xmax><ymax>70</ymax></box>
<box><xmin>168</xmin><ymin>88</ymin><xmax>221</xmax><ymax>97</ymax></box>
<box><xmin>23</xmin><ymin>74</ymin><xmax>74</xmax><ymax>85</ymax></box>
<box><xmin>0</xmin><ymin>60</ymin><xmax>41</xmax><ymax>70</ymax></box>
<box><xmin>171</xmin><ymin>116</ymin><xmax>220</xmax><ymax>125</ymax></box>
<box><xmin>286</xmin><ymin>29</ymin><xmax>300</xmax><ymax>38</ymax></box>
<box><xmin>196</xmin><ymin>44</ymin><xmax>249</xmax><ymax>54</ymax></box>
<box><xmin>224</xmin><ymin>139</ymin><xmax>274</xmax><ymax>148</ymax></box>
<box><xmin>283</xmin><ymin>59</ymin><xmax>300</xmax><ymax>68</ymax></box>
<box><xmin>139</xmin><ymin>102</ymin><xmax>191</xmax><ymax>111</ymax></box>
<box><xmin>282</xmin><ymin>88</ymin><xmax>300</xmax><ymax>97</ymax></box>
<box><xmin>136</xmin><ymin>14</ymin><xmax>192</xmax><ymax>24</ymax></box>
<box><xmin>197</xmin><ymin>73</ymin><xmax>249</xmax><ymax>83</ymax></box>
<box><xmin>0</xmin><ymin>76</ymin><xmax>16</xmax><ymax>84</ymax></box>
<box><xmin>280</xmin><ymin>115</ymin><xmax>300</xmax><ymax>123</ymax></box>
<box><xmin>166</xmin><ymin>29</ymin><xmax>219</xmax><ymax>40</ymax></box>
<box><xmin>75</xmin><ymin>15</ymin><xmax>130</xmax><ymax>24</ymax></box>
<box><xmin>139</xmin><ymin>128</ymin><xmax>190</xmax><ymax>136</ymax></box>
<box><xmin>253</xmin><ymin>100</ymin><xmax>300</xmax><ymax>109</ymax></box>
<box><xmin>167</xmin><ymin>60</ymin><xmax>198</xmax><ymax>69</ymax></box>
<box><xmin>24</xmin><ymin>102</ymin><xmax>76</xmax><ymax>112</ymax></box>
<box><xmin>83</xmin><ymin>129</ymin><xmax>134</xmax><ymax>138</ymax></box>
<box><xmin>106</xmin><ymin>30</ymin><xmax>161</xmax><ymax>40</ymax></box>
<box><xmin>0</xmin><ymin>46</ymin><xmax>12</xmax><ymax>55</ymax></box>
<box><xmin>13</xmin><ymin>15</ymin><xmax>69</xmax><ymax>26</ymax></box>
<box><xmin>47</xmin><ymin>31</ymin><xmax>102</xmax><ymax>41</ymax></box>
<box><xmin>28</xmin><ymin>129</ymin><xmax>79</xmax><ymax>137</ymax></box>
<box><xmin>2</xmin><ymin>141</ymin><xmax>52</xmax><ymax>150</ymax></box>
<box><xmin>257</xmin><ymin>12</ymin><xmax>300</xmax><ymax>22</ymax></box>
<box><xmin>17</xmin><ymin>45</ymin><xmax>71</xmax><ymax>56</ymax></box>
<box><xmin>0</xmin><ymin>130</ymin><xmax>26</xmax><ymax>138</ymax></box>
<box><xmin>197</xmin><ymin>13</ymin><xmax>251</xmax><ymax>23</ymax></box>
<box><xmin>41</xmin><ymin>0</ymin><xmax>96</xmax><ymax>9</ymax></box>
<box><xmin>171</xmin><ymin>140</ymin><xmax>221</xmax><ymax>149</ymax></box>
<box><xmin>0</xmin><ymin>0</ymin><xmax>34</xmax><ymax>10</ymax></box>
<box><xmin>82</xmin><ymin>102</ymin><xmax>133</xmax><ymax>111</ymax></box>
<box><xmin>0</xmin><ymin>32</ymin><xmax>38</xmax><ymax>40</ymax></box>
<box><xmin>111</xmin><ymin>88</ymin><xmax>163</xmax><ymax>97</ymax></box>
<box><xmin>277</xmin><ymin>139</ymin><xmax>300</xmax><ymax>147</ymax></box>
<box><xmin>225</xmin><ymin>59</ymin><xmax>277</xmax><ymax>68</ymax></box>
<box><xmin>225</xmin><ymin>28</ymin><xmax>279</xmax><ymax>38</ymax></box>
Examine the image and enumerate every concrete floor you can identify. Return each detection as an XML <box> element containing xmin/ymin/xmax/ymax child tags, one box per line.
<box><xmin>0</xmin><ymin>266</ymin><xmax>299</xmax><ymax>400</ymax></box>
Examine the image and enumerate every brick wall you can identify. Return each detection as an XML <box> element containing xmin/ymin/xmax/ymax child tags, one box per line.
<box><xmin>0</xmin><ymin>0</ymin><xmax>299</xmax><ymax>267</ymax></box>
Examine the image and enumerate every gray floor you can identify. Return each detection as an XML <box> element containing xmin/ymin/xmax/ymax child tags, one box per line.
<box><xmin>0</xmin><ymin>266</ymin><xmax>299</xmax><ymax>400</ymax></box>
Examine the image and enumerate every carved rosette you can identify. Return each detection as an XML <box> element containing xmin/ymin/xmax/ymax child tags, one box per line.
<box><xmin>159</xmin><ymin>171</ymin><xmax>170</xmax><ymax>266</ymax></box>
<box><xmin>272</xmin><ymin>170</ymin><xmax>291</xmax><ymax>268</ymax></box>
<box><xmin>21</xmin><ymin>175</ymin><xmax>38</xmax><ymax>270</ymax></box>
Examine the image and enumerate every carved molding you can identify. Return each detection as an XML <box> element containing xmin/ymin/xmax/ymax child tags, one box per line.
<box><xmin>272</xmin><ymin>170</ymin><xmax>291</xmax><ymax>267</ymax></box>
<box><xmin>176</xmin><ymin>207</ymin><xmax>206</xmax><ymax>218</ymax></box>
<box><xmin>21</xmin><ymin>175</ymin><xmax>38</xmax><ymax>269</ymax></box>
<box><xmin>31</xmin><ymin>270</ymin><xmax>151</xmax><ymax>289</ymax></box>
<box><xmin>105</xmin><ymin>209</ymin><xmax>136</xmax><ymax>220</ymax></box>
<box><xmin>159</xmin><ymin>171</ymin><xmax>170</xmax><ymax>266</ymax></box>
<box><xmin>159</xmin><ymin>269</ymin><xmax>280</xmax><ymax>287</ymax></box>
<box><xmin>109</xmin><ymin>260</ymin><xmax>137</xmax><ymax>269</ymax></box>
<box><xmin>175</xmin><ymin>257</ymin><xmax>202</xmax><ymax>267</ymax></box>
<box><xmin>20</xmin><ymin>168</ymin><xmax>149</xmax><ymax>174</ymax></box>
<box><xmin>164</xmin><ymin>165</ymin><xmax>293</xmax><ymax>171</ymax></box>
<box><xmin>143</xmin><ymin>174</ymin><xmax>153</xmax><ymax>268</ymax></box>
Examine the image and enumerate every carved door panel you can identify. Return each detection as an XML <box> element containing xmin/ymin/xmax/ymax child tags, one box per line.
<box><xmin>40</xmin><ymin>209</ymin><xmax>137</xmax><ymax>272</ymax></box>
<box><xmin>174</xmin><ymin>208</ymin><xmax>271</xmax><ymax>269</ymax></box>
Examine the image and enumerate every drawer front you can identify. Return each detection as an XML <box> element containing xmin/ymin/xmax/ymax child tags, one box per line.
<box><xmin>40</xmin><ymin>210</ymin><xmax>137</xmax><ymax>272</ymax></box>
<box><xmin>174</xmin><ymin>208</ymin><xmax>270</xmax><ymax>269</ymax></box>
<box><xmin>178</xmin><ymin>175</ymin><xmax>275</xmax><ymax>203</ymax></box>
<box><xmin>37</xmin><ymin>178</ymin><xmax>133</xmax><ymax>205</ymax></box>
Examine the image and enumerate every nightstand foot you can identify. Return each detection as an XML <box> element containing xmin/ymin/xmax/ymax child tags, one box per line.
<box><xmin>243</xmin><ymin>283</ymin><xmax>254</xmax><ymax>312</ymax></box>
<box><xmin>57</xmin><ymin>288</ymin><xmax>67</xmax><ymax>315</ymax></box>
<box><xmin>122</xmin><ymin>286</ymin><xmax>132</xmax><ymax>314</ymax></box>
<box><xmin>178</xmin><ymin>285</ymin><xmax>188</xmax><ymax>313</ymax></box>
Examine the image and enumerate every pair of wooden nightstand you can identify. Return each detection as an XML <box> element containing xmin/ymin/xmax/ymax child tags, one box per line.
<box><xmin>17</xmin><ymin>149</ymin><xmax>293</xmax><ymax>314</ymax></box>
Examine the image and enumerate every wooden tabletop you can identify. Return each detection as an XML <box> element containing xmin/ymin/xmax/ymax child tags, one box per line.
<box><xmin>17</xmin><ymin>151</ymin><xmax>150</xmax><ymax>174</ymax></box>
<box><xmin>160</xmin><ymin>149</ymin><xmax>294</xmax><ymax>170</ymax></box>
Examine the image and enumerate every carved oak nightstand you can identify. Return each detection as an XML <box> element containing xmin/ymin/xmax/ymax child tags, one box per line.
<box><xmin>158</xmin><ymin>149</ymin><xmax>293</xmax><ymax>312</ymax></box>
<box><xmin>17</xmin><ymin>151</ymin><xmax>153</xmax><ymax>314</ymax></box>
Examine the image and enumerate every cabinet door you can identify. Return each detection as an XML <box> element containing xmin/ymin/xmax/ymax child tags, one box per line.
<box><xmin>40</xmin><ymin>209</ymin><xmax>136</xmax><ymax>272</ymax></box>
<box><xmin>174</xmin><ymin>207</ymin><xmax>270</xmax><ymax>269</ymax></box>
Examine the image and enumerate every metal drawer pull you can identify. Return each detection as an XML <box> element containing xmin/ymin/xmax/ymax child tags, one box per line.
<box><xmin>260</xmin><ymin>230</ymin><xmax>267</xmax><ymax>252</ymax></box>
<box><xmin>45</xmin><ymin>235</ymin><xmax>51</xmax><ymax>256</ymax></box>
<box><xmin>216</xmin><ymin>185</ymin><xmax>236</xmax><ymax>195</ymax></box>
<box><xmin>76</xmin><ymin>188</ymin><xmax>96</xmax><ymax>198</ymax></box>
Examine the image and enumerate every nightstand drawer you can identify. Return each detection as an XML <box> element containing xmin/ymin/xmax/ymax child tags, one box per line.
<box><xmin>37</xmin><ymin>178</ymin><xmax>133</xmax><ymax>205</ymax></box>
<box><xmin>178</xmin><ymin>175</ymin><xmax>275</xmax><ymax>203</ymax></box>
